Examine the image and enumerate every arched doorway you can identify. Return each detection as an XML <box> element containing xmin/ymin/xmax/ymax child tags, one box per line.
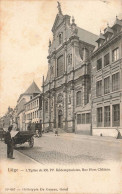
<box><xmin>58</xmin><ymin>110</ymin><xmax>63</xmax><ymax>128</ymax></box>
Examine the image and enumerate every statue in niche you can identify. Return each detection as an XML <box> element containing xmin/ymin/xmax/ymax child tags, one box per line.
<box><xmin>57</xmin><ymin>93</ymin><xmax>63</xmax><ymax>103</ymax></box>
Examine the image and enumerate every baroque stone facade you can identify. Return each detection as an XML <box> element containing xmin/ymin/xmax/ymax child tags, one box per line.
<box><xmin>42</xmin><ymin>3</ymin><xmax>98</xmax><ymax>133</ymax></box>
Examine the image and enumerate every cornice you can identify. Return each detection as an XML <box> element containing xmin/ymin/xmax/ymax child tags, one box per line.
<box><xmin>43</xmin><ymin>63</ymin><xmax>89</xmax><ymax>88</ymax></box>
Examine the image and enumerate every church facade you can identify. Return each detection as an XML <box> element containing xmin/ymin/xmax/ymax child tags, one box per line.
<box><xmin>42</xmin><ymin>3</ymin><xmax>98</xmax><ymax>133</ymax></box>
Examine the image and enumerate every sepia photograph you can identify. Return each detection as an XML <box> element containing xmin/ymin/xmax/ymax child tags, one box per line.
<box><xmin>0</xmin><ymin>0</ymin><xmax>122</xmax><ymax>193</ymax></box>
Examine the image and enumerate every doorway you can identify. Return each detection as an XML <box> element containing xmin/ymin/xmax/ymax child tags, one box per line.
<box><xmin>58</xmin><ymin>110</ymin><xmax>63</xmax><ymax>128</ymax></box>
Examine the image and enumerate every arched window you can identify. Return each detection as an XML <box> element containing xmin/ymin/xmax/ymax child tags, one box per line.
<box><xmin>57</xmin><ymin>55</ymin><xmax>64</xmax><ymax>77</ymax></box>
<box><xmin>68</xmin><ymin>54</ymin><xmax>72</xmax><ymax>65</ymax></box>
<box><xmin>59</xmin><ymin>33</ymin><xmax>63</xmax><ymax>45</ymax></box>
<box><xmin>76</xmin><ymin>91</ymin><xmax>81</xmax><ymax>106</ymax></box>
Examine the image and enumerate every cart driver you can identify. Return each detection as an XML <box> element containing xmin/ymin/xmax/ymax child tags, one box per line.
<box><xmin>5</xmin><ymin>125</ymin><xmax>15</xmax><ymax>159</ymax></box>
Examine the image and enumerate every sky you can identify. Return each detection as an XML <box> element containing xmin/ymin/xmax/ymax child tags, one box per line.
<box><xmin>0</xmin><ymin>0</ymin><xmax>122</xmax><ymax>116</ymax></box>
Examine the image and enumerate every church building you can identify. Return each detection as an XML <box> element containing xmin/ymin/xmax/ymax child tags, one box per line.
<box><xmin>42</xmin><ymin>2</ymin><xmax>98</xmax><ymax>134</ymax></box>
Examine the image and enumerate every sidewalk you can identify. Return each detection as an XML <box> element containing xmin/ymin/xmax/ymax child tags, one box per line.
<box><xmin>0</xmin><ymin>141</ymin><xmax>39</xmax><ymax>164</ymax></box>
<box><xmin>44</xmin><ymin>132</ymin><xmax>122</xmax><ymax>143</ymax></box>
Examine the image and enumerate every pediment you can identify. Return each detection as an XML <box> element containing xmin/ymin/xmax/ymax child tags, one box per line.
<box><xmin>52</xmin><ymin>14</ymin><xmax>64</xmax><ymax>32</ymax></box>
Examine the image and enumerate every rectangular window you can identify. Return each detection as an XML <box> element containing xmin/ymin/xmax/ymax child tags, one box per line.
<box><xmin>86</xmin><ymin>113</ymin><xmax>91</xmax><ymax>124</ymax></box>
<box><xmin>112</xmin><ymin>48</ymin><xmax>119</xmax><ymax>62</ymax></box>
<box><xmin>97</xmin><ymin>58</ymin><xmax>102</xmax><ymax>70</ymax></box>
<box><xmin>112</xmin><ymin>104</ymin><xmax>120</xmax><ymax>126</ymax></box>
<box><xmin>104</xmin><ymin>77</ymin><xmax>110</xmax><ymax>94</ymax></box>
<box><xmin>97</xmin><ymin>107</ymin><xmax>102</xmax><ymax>127</ymax></box>
<box><xmin>112</xmin><ymin>72</ymin><xmax>120</xmax><ymax>92</ymax></box>
<box><xmin>81</xmin><ymin>114</ymin><xmax>85</xmax><ymax>124</ymax></box>
<box><xmin>77</xmin><ymin>114</ymin><xmax>81</xmax><ymax>124</ymax></box>
<box><xmin>104</xmin><ymin>53</ymin><xmax>109</xmax><ymax>66</ymax></box>
<box><xmin>96</xmin><ymin>80</ymin><xmax>102</xmax><ymax>96</ymax></box>
<box><xmin>104</xmin><ymin>106</ymin><xmax>110</xmax><ymax>127</ymax></box>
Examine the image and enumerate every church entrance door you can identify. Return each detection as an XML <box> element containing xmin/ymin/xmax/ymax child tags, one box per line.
<box><xmin>58</xmin><ymin>110</ymin><xmax>63</xmax><ymax>128</ymax></box>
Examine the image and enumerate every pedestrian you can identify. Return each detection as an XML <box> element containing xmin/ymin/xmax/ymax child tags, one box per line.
<box><xmin>55</xmin><ymin>128</ymin><xmax>58</xmax><ymax>136</ymax></box>
<box><xmin>35</xmin><ymin>129</ymin><xmax>39</xmax><ymax>138</ymax></box>
<box><xmin>116</xmin><ymin>127</ymin><xmax>122</xmax><ymax>139</ymax></box>
<box><xmin>4</xmin><ymin>125</ymin><xmax>15</xmax><ymax>159</ymax></box>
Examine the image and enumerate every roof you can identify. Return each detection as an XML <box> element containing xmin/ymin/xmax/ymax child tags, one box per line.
<box><xmin>77</xmin><ymin>27</ymin><xmax>98</xmax><ymax>46</ymax></box>
<box><xmin>111</xmin><ymin>18</ymin><xmax>122</xmax><ymax>28</ymax></box>
<box><xmin>75</xmin><ymin>103</ymin><xmax>91</xmax><ymax>113</ymax></box>
<box><xmin>24</xmin><ymin>81</ymin><xmax>41</xmax><ymax>94</ymax></box>
<box><xmin>17</xmin><ymin>81</ymin><xmax>41</xmax><ymax>102</ymax></box>
<box><xmin>104</xmin><ymin>26</ymin><xmax>113</xmax><ymax>35</ymax></box>
<box><xmin>96</xmin><ymin>32</ymin><xmax>105</xmax><ymax>42</ymax></box>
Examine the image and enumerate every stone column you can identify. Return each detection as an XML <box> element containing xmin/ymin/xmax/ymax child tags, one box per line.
<box><xmin>53</xmin><ymin>54</ymin><xmax>56</xmax><ymax>78</ymax></box>
<box><xmin>47</xmin><ymin>90</ymin><xmax>51</xmax><ymax>128</ymax></box>
<box><xmin>71</xmin><ymin>42</ymin><xmax>74</xmax><ymax>68</ymax></box>
<box><xmin>70</xmin><ymin>81</ymin><xmax>75</xmax><ymax>132</ymax></box>
<box><xmin>52</xmin><ymin>89</ymin><xmax>56</xmax><ymax>128</ymax></box>
<box><xmin>55</xmin><ymin>57</ymin><xmax>57</xmax><ymax>77</ymax></box>
<box><xmin>63</xmin><ymin>85</ymin><xmax>67</xmax><ymax>130</ymax></box>
<box><xmin>70</xmin><ymin>36</ymin><xmax>79</xmax><ymax>68</ymax></box>
<box><xmin>64</xmin><ymin>44</ymin><xmax>67</xmax><ymax>73</ymax></box>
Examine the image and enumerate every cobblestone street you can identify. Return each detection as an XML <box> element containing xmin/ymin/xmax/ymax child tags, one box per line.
<box><xmin>13</xmin><ymin>133</ymin><xmax>122</xmax><ymax>165</ymax></box>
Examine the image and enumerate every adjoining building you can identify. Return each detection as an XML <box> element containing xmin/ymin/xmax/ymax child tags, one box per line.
<box><xmin>91</xmin><ymin>17</ymin><xmax>122</xmax><ymax>137</ymax></box>
<box><xmin>42</xmin><ymin>2</ymin><xmax>98</xmax><ymax>134</ymax></box>
<box><xmin>0</xmin><ymin>107</ymin><xmax>13</xmax><ymax>129</ymax></box>
<box><xmin>17</xmin><ymin>81</ymin><xmax>41</xmax><ymax>130</ymax></box>
<box><xmin>25</xmin><ymin>93</ymin><xmax>42</xmax><ymax>130</ymax></box>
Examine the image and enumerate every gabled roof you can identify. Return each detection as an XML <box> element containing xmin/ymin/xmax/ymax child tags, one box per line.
<box><xmin>52</xmin><ymin>13</ymin><xmax>64</xmax><ymax>32</ymax></box>
<box><xmin>17</xmin><ymin>81</ymin><xmax>41</xmax><ymax>103</ymax></box>
<box><xmin>77</xmin><ymin>27</ymin><xmax>98</xmax><ymax>46</ymax></box>
<box><xmin>24</xmin><ymin>81</ymin><xmax>41</xmax><ymax>94</ymax></box>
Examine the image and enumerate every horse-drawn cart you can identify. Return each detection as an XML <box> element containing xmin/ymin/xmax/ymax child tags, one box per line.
<box><xmin>13</xmin><ymin>131</ymin><xmax>35</xmax><ymax>148</ymax></box>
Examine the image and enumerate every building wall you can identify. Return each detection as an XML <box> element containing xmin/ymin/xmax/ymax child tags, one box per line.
<box><xmin>25</xmin><ymin>95</ymin><xmax>42</xmax><ymax>130</ymax></box>
<box><xmin>17</xmin><ymin>95</ymin><xmax>32</xmax><ymax>130</ymax></box>
<box><xmin>17</xmin><ymin>111</ymin><xmax>26</xmax><ymax>131</ymax></box>
<box><xmin>91</xmin><ymin>28</ymin><xmax>122</xmax><ymax>137</ymax></box>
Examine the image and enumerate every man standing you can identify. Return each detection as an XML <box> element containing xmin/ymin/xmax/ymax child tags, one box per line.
<box><xmin>5</xmin><ymin>125</ymin><xmax>15</xmax><ymax>159</ymax></box>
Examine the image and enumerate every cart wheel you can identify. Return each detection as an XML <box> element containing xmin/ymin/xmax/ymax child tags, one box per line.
<box><xmin>39</xmin><ymin>133</ymin><xmax>42</xmax><ymax>137</ymax></box>
<box><xmin>29</xmin><ymin>137</ymin><xmax>34</xmax><ymax>148</ymax></box>
<box><xmin>13</xmin><ymin>144</ymin><xmax>17</xmax><ymax>148</ymax></box>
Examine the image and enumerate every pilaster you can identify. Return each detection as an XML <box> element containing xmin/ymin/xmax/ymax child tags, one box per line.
<box><xmin>70</xmin><ymin>81</ymin><xmax>75</xmax><ymax>132</ymax></box>
<box><xmin>63</xmin><ymin>84</ymin><xmax>67</xmax><ymax>130</ymax></box>
<box><xmin>64</xmin><ymin>44</ymin><xmax>67</xmax><ymax>73</ymax></box>
<box><xmin>52</xmin><ymin>89</ymin><xmax>56</xmax><ymax>128</ymax></box>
